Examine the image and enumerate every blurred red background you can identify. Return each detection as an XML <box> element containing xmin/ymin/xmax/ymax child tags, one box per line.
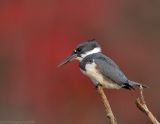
<box><xmin>0</xmin><ymin>0</ymin><xmax>160</xmax><ymax>124</ymax></box>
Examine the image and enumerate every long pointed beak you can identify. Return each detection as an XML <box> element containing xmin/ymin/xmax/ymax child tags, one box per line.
<box><xmin>58</xmin><ymin>53</ymin><xmax>77</xmax><ymax>67</ymax></box>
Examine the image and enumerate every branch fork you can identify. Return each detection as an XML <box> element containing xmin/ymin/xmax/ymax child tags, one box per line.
<box><xmin>136</xmin><ymin>86</ymin><xmax>160</xmax><ymax>124</ymax></box>
<box><xmin>96</xmin><ymin>85</ymin><xmax>160</xmax><ymax>124</ymax></box>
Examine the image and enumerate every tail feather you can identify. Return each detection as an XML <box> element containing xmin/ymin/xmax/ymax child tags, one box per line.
<box><xmin>128</xmin><ymin>80</ymin><xmax>148</xmax><ymax>88</ymax></box>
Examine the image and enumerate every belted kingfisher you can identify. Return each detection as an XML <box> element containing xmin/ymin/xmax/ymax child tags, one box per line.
<box><xmin>59</xmin><ymin>39</ymin><xmax>147</xmax><ymax>90</ymax></box>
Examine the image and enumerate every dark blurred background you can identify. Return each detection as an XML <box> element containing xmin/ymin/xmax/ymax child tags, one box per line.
<box><xmin>0</xmin><ymin>0</ymin><xmax>160</xmax><ymax>124</ymax></box>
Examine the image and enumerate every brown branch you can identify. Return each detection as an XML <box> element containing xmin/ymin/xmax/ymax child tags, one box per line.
<box><xmin>136</xmin><ymin>86</ymin><xmax>160</xmax><ymax>124</ymax></box>
<box><xmin>97</xmin><ymin>85</ymin><xmax>117</xmax><ymax>124</ymax></box>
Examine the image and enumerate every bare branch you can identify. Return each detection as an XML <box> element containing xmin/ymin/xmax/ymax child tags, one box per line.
<box><xmin>136</xmin><ymin>86</ymin><xmax>160</xmax><ymax>124</ymax></box>
<box><xmin>97</xmin><ymin>85</ymin><xmax>117</xmax><ymax>124</ymax></box>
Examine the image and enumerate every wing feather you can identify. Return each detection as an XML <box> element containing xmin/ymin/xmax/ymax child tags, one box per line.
<box><xmin>94</xmin><ymin>54</ymin><xmax>128</xmax><ymax>85</ymax></box>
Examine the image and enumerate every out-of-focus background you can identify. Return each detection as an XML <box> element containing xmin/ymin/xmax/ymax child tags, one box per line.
<box><xmin>0</xmin><ymin>0</ymin><xmax>160</xmax><ymax>124</ymax></box>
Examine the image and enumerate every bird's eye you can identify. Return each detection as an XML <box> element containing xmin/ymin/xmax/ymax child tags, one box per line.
<box><xmin>74</xmin><ymin>47</ymin><xmax>82</xmax><ymax>54</ymax></box>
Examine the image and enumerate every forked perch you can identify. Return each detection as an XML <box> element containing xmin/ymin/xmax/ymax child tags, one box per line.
<box><xmin>136</xmin><ymin>86</ymin><xmax>160</xmax><ymax>124</ymax></box>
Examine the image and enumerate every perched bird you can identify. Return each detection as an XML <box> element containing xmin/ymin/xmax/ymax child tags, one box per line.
<box><xmin>59</xmin><ymin>39</ymin><xmax>147</xmax><ymax>90</ymax></box>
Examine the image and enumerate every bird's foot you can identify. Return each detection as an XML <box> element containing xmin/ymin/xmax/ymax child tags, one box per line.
<box><xmin>95</xmin><ymin>83</ymin><xmax>103</xmax><ymax>89</ymax></box>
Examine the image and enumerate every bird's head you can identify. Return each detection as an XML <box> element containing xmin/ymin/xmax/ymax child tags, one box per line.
<box><xmin>58</xmin><ymin>39</ymin><xmax>101</xmax><ymax>67</ymax></box>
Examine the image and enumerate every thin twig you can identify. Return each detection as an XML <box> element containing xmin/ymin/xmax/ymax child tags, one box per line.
<box><xmin>136</xmin><ymin>86</ymin><xmax>160</xmax><ymax>124</ymax></box>
<box><xmin>97</xmin><ymin>85</ymin><xmax>117</xmax><ymax>124</ymax></box>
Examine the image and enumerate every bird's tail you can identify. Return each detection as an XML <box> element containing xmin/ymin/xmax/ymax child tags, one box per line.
<box><xmin>128</xmin><ymin>80</ymin><xmax>148</xmax><ymax>88</ymax></box>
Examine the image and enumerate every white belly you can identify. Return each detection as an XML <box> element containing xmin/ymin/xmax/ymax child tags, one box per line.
<box><xmin>80</xmin><ymin>62</ymin><xmax>121</xmax><ymax>89</ymax></box>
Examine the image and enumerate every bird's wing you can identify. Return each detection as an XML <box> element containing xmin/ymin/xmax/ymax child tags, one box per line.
<box><xmin>94</xmin><ymin>54</ymin><xmax>128</xmax><ymax>85</ymax></box>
